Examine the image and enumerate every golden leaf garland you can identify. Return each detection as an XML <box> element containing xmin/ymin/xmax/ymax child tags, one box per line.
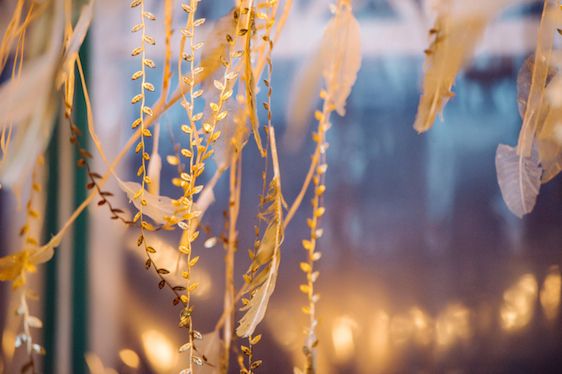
<box><xmin>239</xmin><ymin>2</ymin><xmax>278</xmax><ymax>372</ymax></box>
<box><xmin>3</xmin><ymin>0</ymin><xmax>551</xmax><ymax>372</ymax></box>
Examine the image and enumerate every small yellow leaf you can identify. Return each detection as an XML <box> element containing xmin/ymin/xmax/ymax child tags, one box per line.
<box><xmin>302</xmin><ymin>240</ymin><xmax>314</xmax><ymax>251</ymax></box>
<box><xmin>300</xmin><ymin>262</ymin><xmax>311</xmax><ymax>273</ymax></box>
<box><xmin>167</xmin><ymin>155</ymin><xmax>179</xmax><ymax>165</ymax></box>
<box><xmin>189</xmin><ymin>256</ymin><xmax>200</xmax><ymax>267</ymax></box>
<box><xmin>250</xmin><ymin>334</ymin><xmax>262</xmax><ymax>345</ymax></box>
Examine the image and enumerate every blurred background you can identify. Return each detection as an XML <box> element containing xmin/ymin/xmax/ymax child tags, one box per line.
<box><xmin>1</xmin><ymin>0</ymin><xmax>562</xmax><ymax>373</ymax></box>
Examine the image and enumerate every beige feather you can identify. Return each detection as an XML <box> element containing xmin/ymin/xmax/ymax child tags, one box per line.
<box><xmin>516</xmin><ymin>0</ymin><xmax>559</xmax><ymax>157</ymax></box>
<box><xmin>192</xmin><ymin>331</ymin><xmax>223</xmax><ymax>374</ymax></box>
<box><xmin>537</xmin><ymin>74</ymin><xmax>562</xmax><ymax>183</ymax></box>
<box><xmin>236</xmin><ymin>129</ymin><xmax>283</xmax><ymax>338</ymax></box>
<box><xmin>283</xmin><ymin>49</ymin><xmax>323</xmax><ymax>151</ymax></box>
<box><xmin>213</xmin><ymin>101</ymin><xmax>249</xmax><ymax>170</ymax></box>
<box><xmin>147</xmin><ymin>124</ymin><xmax>162</xmax><ymax>196</ymax></box>
<box><xmin>200</xmin><ymin>10</ymin><xmax>236</xmax><ymax>94</ymax></box>
<box><xmin>57</xmin><ymin>0</ymin><xmax>95</xmax><ymax>89</ymax></box>
<box><xmin>414</xmin><ymin>0</ymin><xmax>509</xmax><ymax>133</ymax></box>
<box><xmin>117</xmin><ymin>179</ymin><xmax>179</xmax><ymax>225</ymax></box>
<box><xmin>284</xmin><ymin>3</ymin><xmax>361</xmax><ymax>150</ymax></box>
<box><xmin>322</xmin><ymin>3</ymin><xmax>361</xmax><ymax>117</ymax></box>
<box><xmin>0</xmin><ymin>0</ymin><xmax>93</xmax><ymax>187</ymax></box>
<box><xmin>236</xmin><ymin>184</ymin><xmax>282</xmax><ymax>338</ymax></box>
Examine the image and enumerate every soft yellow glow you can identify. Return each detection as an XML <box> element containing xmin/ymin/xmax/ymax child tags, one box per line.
<box><xmin>410</xmin><ymin>307</ymin><xmax>433</xmax><ymax>346</ymax></box>
<box><xmin>265</xmin><ymin>309</ymin><xmax>298</xmax><ymax>347</ymax></box>
<box><xmin>85</xmin><ymin>352</ymin><xmax>118</xmax><ymax>374</ymax></box>
<box><xmin>332</xmin><ymin>316</ymin><xmax>356</xmax><ymax>362</ymax></box>
<box><xmin>389</xmin><ymin>314</ymin><xmax>413</xmax><ymax>346</ymax></box>
<box><xmin>2</xmin><ymin>330</ymin><xmax>15</xmax><ymax>361</ymax></box>
<box><xmin>369</xmin><ymin>311</ymin><xmax>389</xmax><ymax>363</ymax></box>
<box><xmin>500</xmin><ymin>273</ymin><xmax>538</xmax><ymax>332</ymax></box>
<box><xmin>435</xmin><ymin>303</ymin><xmax>471</xmax><ymax>348</ymax></box>
<box><xmin>191</xmin><ymin>267</ymin><xmax>211</xmax><ymax>298</ymax></box>
<box><xmin>540</xmin><ymin>266</ymin><xmax>561</xmax><ymax>321</ymax></box>
<box><xmin>141</xmin><ymin>329</ymin><xmax>176</xmax><ymax>372</ymax></box>
<box><xmin>119</xmin><ymin>348</ymin><xmax>140</xmax><ymax>369</ymax></box>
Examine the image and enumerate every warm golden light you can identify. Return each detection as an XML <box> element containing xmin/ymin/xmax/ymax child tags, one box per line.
<box><xmin>119</xmin><ymin>348</ymin><xmax>140</xmax><ymax>369</ymax></box>
<box><xmin>500</xmin><ymin>273</ymin><xmax>538</xmax><ymax>332</ymax></box>
<box><xmin>435</xmin><ymin>303</ymin><xmax>471</xmax><ymax>348</ymax></box>
<box><xmin>540</xmin><ymin>266</ymin><xmax>561</xmax><ymax>322</ymax></box>
<box><xmin>141</xmin><ymin>329</ymin><xmax>176</xmax><ymax>372</ymax></box>
<box><xmin>2</xmin><ymin>330</ymin><xmax>15</xmax><ymax>361</ymax></box>
<box><xmin>190</xmin><ymin>267</ymin><xmax>212</xmax><ymax>298</ymax></box>
<box><xmin>85</xmin><ymin>352</ymin><xmax>119</xmax><ymax>374</ymax></box>
<box><xmin>410</xmin><ymin>307</ymin><xmax>433</xmax><ymax>347</ymax></box>
<box><xmin>369</xmin><ymin>311</ymin><xmax>390</xmax><ymax>367</ymax></box>
<box><xmin>389</xmin><ymin>314</ymin><xmax>413</xmax><ymax>346</ymax></box>
<box><xmin>332</xmin><ymin>316</ymin><xmax>356</xmax><ymax>362</ymax></box>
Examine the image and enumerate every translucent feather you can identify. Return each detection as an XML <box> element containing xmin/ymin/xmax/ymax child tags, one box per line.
<box><xmin>236</xmin><ymin>130</ymin><xmax>284</xmax><ymax>338</ymax></box>
<box><xmin>516</xmin><ymin>0</ymin><xmax>559</xmax><ymax>157</ymax></box>
<box><xmin>285</xmin><ymin>3</ymin><xmax>361</xmax><ymax>149</ymax></box>
<box><xmin>495</xmin><ymin>144</ymin><xmax>542</xmax><ymax>218</ymax></box>
<box><xmin>537</xmin><ymin>74</ymin><xmax>562</xmax><ymax>183</ymax></box>
<box><xmin>117</xmin><ymin>179</ymin><xmax>179</xmax><ymax>225</ymax></box>
<box><xmin>236</xmin><ymin>184</ymin><xmax>282</xmax><ymax>337</ymax></box>
<box><xmin>322</xmin><ymin>4</ymin><xmax>362</xmax><ymax>117</ymax></box>
<box><xmin>191</xmin><ymin>331</ymin><xmax>223</xmax><ymax>374</ymax></box>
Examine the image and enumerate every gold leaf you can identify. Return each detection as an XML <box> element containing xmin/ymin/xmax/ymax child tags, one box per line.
<box><xmin>131</xmin><ymin>23</ymin><xmax>144</xmax><ymax>32</ymax></box>
<box><xmin>299</xmin><ymin>284</ymin><xmax>310</xmax><ymax>294</ymax></box>
<box><xmin>210</xmin><ymin>131</ymin><xmax>221</xmax><ymax>142</ymax></box>
<box><xmin>213</xmin><ymin>80</ymin><xmax>225</xmax><ymax>90</ymax></box>
<box><xmin>189</xmin><ymin>256</ymin><xmax>200</xmax><ymax>267</ymax></box>
<box><xmin>302</xmin><ymin>240</ymin><xmax>314</xmax><ymax>251</ymax></box>
<box><xmin>143</xmin><ymin>11</ymin><xmax>156</xmax><ymax>20</ymax></box>
<box><xmin>131</xmin><ymin>94</ymin><xmax>143</xmax><ymax>104</ymax></box>
<box><xmin>142</xmin><ymin>106</ymin><xmax>153</xmax><ymax>116</ymax></box>
<box><xmin>143</xmin><ymin>35</ymin><xmax>156</xmax><ymax>45</ymax></box>
<box><xmin>250</xmin><ymin>334</ymin><xmax>262</xmax><ymax>345</ymax></box>
<box><xmin>216</xmin><ymin>111</ymin><xmax>228</xmax><ymax>121</ymax></box>
<box><xmin>144</xmin><ymin>59</ymin><xmax>156</xmax><ymax>68</ymax></box>
<box><xmin>203</xmin><ymin>123</ymin><xmax>214</xmax><ymax>133</ymax></box>
<box><xmin>300</xmin><ymin>262</ymin><xmax>311</xmax><ymax>273</ymax></box>
<box><xmin>166</xmin><ymin>155</ymin><xmax>179</xmax><ymax>165</ymax></box>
